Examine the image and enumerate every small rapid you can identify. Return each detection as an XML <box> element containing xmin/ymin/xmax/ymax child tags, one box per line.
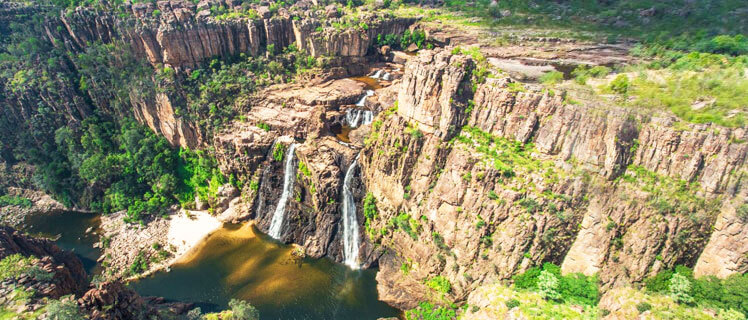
<box><xmin>268</xmin><ymin>143</ymin><xmax>297</xmax><ymax>239</ymax></box>
<box><xmin>355</xmin><ymin>90</ymin><xmax>375</xmax><ymax>107</ymax></box>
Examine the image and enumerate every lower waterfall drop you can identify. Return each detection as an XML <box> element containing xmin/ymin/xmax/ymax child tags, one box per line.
<box><xmin>341</xmin><ymin>156</ymin><xmax>361</xmax><ymax>269</ymax></box>
<box><xmin>268</xmin><ymin>143</ymin><xmax>297</xmax><ymax>239</ymax></box>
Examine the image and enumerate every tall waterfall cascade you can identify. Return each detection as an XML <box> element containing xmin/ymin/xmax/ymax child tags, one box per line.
<box><xmin>341</xmin><ymin>156</ymin><xmax>361</xmax><ymax>269</ymax></box>
<box><xmin>268</xmin><ymin>143</ymin><xmax>297</xmax><ymax>239</ymax></box>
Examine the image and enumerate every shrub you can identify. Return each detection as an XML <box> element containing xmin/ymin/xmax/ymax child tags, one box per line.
<box><xmin>636</xmin><ymin>302</ymin><xmax>652</xmax><ymax>313</ymax></box>
<box><xmin>608</xmin><ymin>74</ymin><xmax>630</xmax><ymax>95</ymax></box>
<box><xmin>512</xmin><ymin>266</ymin><xmax>541</xmax><ymax>289</ymax></box>
<box><xmin>228</xmin><ymin>299</ymin><xmax>259</xmax><ymax>320</ymax></box>
<box><xmin>128</xmin><ymin>251</ymin><xmax>149</xmax><ymax>275</ymax></box>
<box><xmin>538</xmin><ymin>270</ymin><xmax>561</xmax><ymax>301</ymax></box>
<box><xmin>669</xmin><ymin>273</ymin><xmax>694</xmax><ymax>304</ymax></box>
<box><xmin>737</xmin><ymin>203</ymin><xmax>748</xmax><ymax>222</ymax></box>
<box><xmin>426</xmin><ymin>276</ymin><xmax>452</xmax><ymax>294</ymax></box>
<box><xmin>405</xmin><ymin>302</ymin><xmax>456</xmax><ymax>320</ymax></box>
<box><xmin>0</xmin><ymin>254</ymin><xmax>34</xmax><ymax>281</ymax></box>
<box><xmin>0</xmin><ymin>195</ymin><xmax>33</xmax><ymax>208</ymax></box>
<box><xmin>273</xmin><ymin>143</ymin><xmax>286</xmax><ymax>162</ymax></box>
<box><xmin>46</xmin><ymin>297</ymin><xmax>84</xmax><ymax>320</ymax></box>
<box><xmin>505</xmin><ymin>298</ymin><xmax>520</xmax><ymax>309</ymax></box>
<box><xmin>539</xmin><ymin>71</ymin><xmax>564</xmax><ymax>84</ymax></box>
<box><xmin>559</xmin><ymin>273</ymin><xmax>599</xmax><ymax>306</ymax></box>
<box><xmin>645</xmin><ymin>269</ymin><xmax>674</xmax><ymax>293</ymax></box>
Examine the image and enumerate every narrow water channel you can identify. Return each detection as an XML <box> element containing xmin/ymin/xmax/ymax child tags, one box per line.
<box><xmin>129</xmin><ymin>223</ymin><xmax>400</xmax><ymax>319</ymax></box>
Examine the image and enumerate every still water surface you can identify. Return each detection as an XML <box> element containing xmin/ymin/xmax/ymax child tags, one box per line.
<box><xmin>129</xmin><ymin>223</ymin><xmax>400</xmax><ymax>320</ymax></box>
<box><xmin>23</xmin><ymin>211</ymin><xmax>102</xmax><ymax>275</ymax></box>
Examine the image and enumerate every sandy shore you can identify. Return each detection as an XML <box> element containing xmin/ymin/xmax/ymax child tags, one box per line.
<box><xmin>99</xmin><ymin>209</ymin><xmax>224</xmax><ymax>280</ymax></box>
<box><xmin>167</xmin><ymin>210</ymin><xmax>223</xmax><ymax>262</ymax></box>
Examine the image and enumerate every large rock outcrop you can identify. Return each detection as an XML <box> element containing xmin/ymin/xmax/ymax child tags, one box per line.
<box><xmin>47</xmin><ymin>0</ymin><xmax>417</xmax><ymax>69</ymax></box>
<box><xmin>359</xmin><ymin>49</ymin><xmax>747</xmax><ymax>308</ymax></box>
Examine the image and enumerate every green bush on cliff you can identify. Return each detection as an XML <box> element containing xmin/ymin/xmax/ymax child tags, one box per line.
<box><xmin>45</xmin><ymin>296</ymin><xmax>84</xmax><ymax>320</ymax></box>
<box><xmin>363</xmin><ymin>193</ymin><xmax>379</xmax><ymax>237</ymax></box>
<box><xmin>426</xmin><ymin>276</ymin><xmax>452</xmax><ymax>294</ymax></box>
<box><xmin>0</xmin><ymin>195</ymin><xmax>33</xmax><ymax>208</ymax></box>
<box><xmin>404</xmin><ymin>302</ymin><xmax>456</xmax><ymax>320</ymax></box>
<box><xmin>645</xmin><ymin>266</ymin><xmax>748</xmax><ymax>316</ymax></box>
<box><xmin>273</xmin><ymin>144</ymin><xmax>286</xmax><ymax>162</ymax></box>
<box><xmin>512</xmin><ymin>263</ymin><xmax>599</xmax><ymax>306</ymax></box>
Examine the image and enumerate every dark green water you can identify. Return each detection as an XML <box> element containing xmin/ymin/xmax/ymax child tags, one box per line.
<box><xmin>129</xmin><ymin>223</ymin><xmax>400</xmax><ymax>320</ymax></box>
<box><xmin>22</xmin><ymin>211</ymin><xmax>102</xmax><ymax>276</ymax></box>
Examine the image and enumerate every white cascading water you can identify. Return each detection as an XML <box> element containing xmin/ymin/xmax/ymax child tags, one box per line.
<box><xmin>268</xmin><ymin>143</ymin><xmax>297</xmax><ymax>239</ymax></box>
<box><xmin>345</xmin><ymin>108</ymin><xmax>374</xmax><ymax>128</ymax></box>
<box><xmin>355</xmin><ymin>90</ymin><xmax>375</xmax><ymax>107</ymax></box>
<box><xmin>341</xmin><ymin>156</ymin><xmax>361</xmax><ymax>269</ymax></box>
<box><xmin>370</xmin><ymin>69</ymin><xmax>391</xmax><ymax>80</ymax></box>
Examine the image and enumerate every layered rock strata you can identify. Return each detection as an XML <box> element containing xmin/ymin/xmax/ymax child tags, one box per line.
<box><xmin>359</xmin><ymin>49</ymin><xmax>747</xmax><ymax>308</ymax></box>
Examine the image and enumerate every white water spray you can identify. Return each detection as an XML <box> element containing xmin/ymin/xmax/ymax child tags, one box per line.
<box><xmin>345</xmin><ymin>108</ymin><xmax>374</xmax><ymax>128</ymax></box>
<box><xmin>268</xmin><ymin>143</ymin><xmax>297</xmax><ymax>239</ymax></box>
<box><xmin>341</xmin><ymin>156</ymin><xmax>361</xmax><ymax>269</ymax></box>
<box><xmin>370</xmin><ymin>70</ymin><xmax>391</xmax><ymax>81</ymax></box>
<box><xmin>355</xmin><ymin>90</ymin><xmax>375</xmax><ymax>107</ymax></box>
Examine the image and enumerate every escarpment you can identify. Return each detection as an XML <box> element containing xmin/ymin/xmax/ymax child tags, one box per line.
<box><xmin>47</xmin><ymin>0</ymin><xmax>416</xmax><ymax>68</ymax></box>
<box><xmin>359</xmin><ymin>49</ymin><xmax>748</xmax><ymax>308</ymax></box>
<box><xmin>2</xmin><ymin>0</ymin><xmax>416</xmax><ymax>148</ymax></box>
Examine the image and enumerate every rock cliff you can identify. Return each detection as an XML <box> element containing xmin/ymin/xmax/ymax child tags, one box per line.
<box><xmin>359</xmin><ymin>49</ymin><xmax>747</xmax><ymax>308</ymax></box>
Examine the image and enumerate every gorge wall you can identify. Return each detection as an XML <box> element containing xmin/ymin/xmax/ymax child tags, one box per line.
<box><xmin>3</xmin><ymin>0</ymin><xmax>747</xmax><ymax>312</ymax></box>
<box><xmin>358</xmin><ymin>50</ymin><xmax>748</xmax><ymax>308</ymax></box>
<box><xmin>1</xmin><ymin>0</ymin><xmax>416</xmax><ymax>148</ymax></box>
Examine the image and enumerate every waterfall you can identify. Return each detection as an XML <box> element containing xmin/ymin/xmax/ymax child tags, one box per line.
<box><xmin>268</xmin><ymin>143</ymin><xmax>297</xmax><ymax>239</ymax></box>
<box><xmin>370</xmin><ymin>69</ymin><xmax>391</xmax><ymax>81</ymax></box>
<box><xmin>345</xmin><ymin>108</ymin><xmax>374</xmax><ymax>128</ymax></box>
<box><xmin>355</xmin><ymin>90</ymin><xmax>375</xmax><ymax>107</ymax></box>
<box><xmin>341</xmin><ymin>156</ymin><xmax>361</xmax><ymax>269</ymax></box>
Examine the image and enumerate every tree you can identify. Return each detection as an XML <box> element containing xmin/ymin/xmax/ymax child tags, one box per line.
<box><xmin>538</xmin><ymin>270</ymin><xmax>561</xmax><ymax>301</ymax></box>
<box><xmin>228</xmin><ymin>299</ymin><xmax>259</xmax><ymax>320</ymax></box>
<box><xmin>46</xmin><ymin>297</ymin><xmax>84</xmax><ymax>320</ymax></box>
<box><xmin>669</xmin><ymin>273</ymin><xmax>694</xmax><ymax>304</ymax></box>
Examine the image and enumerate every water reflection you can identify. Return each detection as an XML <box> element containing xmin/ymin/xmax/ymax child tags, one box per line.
<box><xmin>22</xmin><ymin>211</ymin><xmax>102</xmax><ymax>276</ymax></box>
<box><xmin>129</xmin><ymin>223</ymin><xmax>399</xmax><ymax>320</ymax></box>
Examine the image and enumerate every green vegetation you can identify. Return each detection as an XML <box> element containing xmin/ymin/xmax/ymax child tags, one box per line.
<box><xmin>390</xmin><ymin>211</ymin><xmax>419</xmax><ymax>239</ymax></box>
<box><xmin>426</xmin><ymin>276</ymin><xmax>452</xmax><ymax>294</ymax></box>
<box><xmin>571</xmin><ymin>65</ymin><xmax>611</xmax><ymax>85</ymax></box>
<box><xmin>0</xmin><ymin>195</ymin><xmax>33</xmax><ymax>208</ymax></box>
<box><xmin>376</xmin><ymin>29</ymin><xmax>427</xmax><ymax>50</ymax></box>
<box><xmin>512</xmin><ymin>263</ymin><xmax>599</xmax><ymax>306</ymax></box>
<box><xmin>0</xmin><ymin>254</ymin><xmax>35</xmax><ymax>281</ymax></box>
<box><xmin>404</xmin><ymin>302</ymin><xmax>457</xmax><ymax>320</ymax></box>
<box><xmin>298</xmin><ymin>161</ymin><xmax>312</xmax><ymax>178</ymax></box>
<box><xmin>539</xmin><ymin>71</ymin><xmax>564</xmax><ymax>85</ymax></box>
<box><xmin>644</xmin><ymin>266</ymin><xmax>748</xmax><ymax>317</ymax></box>
<box><xmin>619</xmin><ymin>165</ymin><xmax>719</xmax><ymax>218</ymax></box>
<box><xmin>45</xmin><ymin>297</ymin><xmax>84</xmax><ymax>320</ymax></box>
<box><xmin>273</xmin><ymin>143</ymin><xmax>286</xmax><ymax>162</ymax></box>
<box><xmin>363</xmin><ymin>193</ymin><xmax>379</xmax><ymax>237</ymax></box>
<box><xmin>128</xmin><ymin>250</ymin><xmax>149</xmax><ymax>276</ymax></box>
